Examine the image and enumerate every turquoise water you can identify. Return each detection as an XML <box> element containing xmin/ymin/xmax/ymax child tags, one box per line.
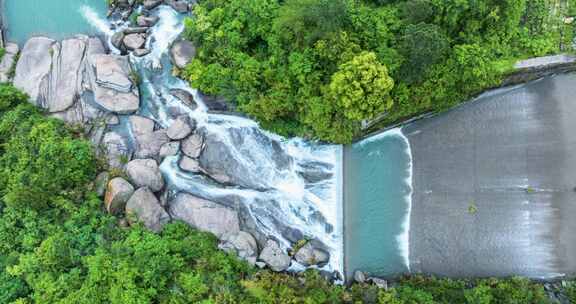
<box><xmin>344</xmin><ymin>129</ymin><xmax>412</xmax><ymax>278</ymax></box>
<box><xmin>3</xmin><ymin>0</ymin><xmax>108</xmax><ymax>45</ymax></box>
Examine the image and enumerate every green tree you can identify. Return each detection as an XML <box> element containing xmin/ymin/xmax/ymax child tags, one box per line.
<box><xmin>399</xmin><ymin>23</ymin><xmax>449</xmax><ymax>83</ymax></box>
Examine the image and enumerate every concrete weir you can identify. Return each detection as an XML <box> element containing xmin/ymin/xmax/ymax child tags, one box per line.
<box><xmin>403</xmin><ymin>73</ymin><xmax>576</xmax><ymax>278</ymax></box>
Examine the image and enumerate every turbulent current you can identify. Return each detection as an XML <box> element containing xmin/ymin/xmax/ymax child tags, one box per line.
<box><xmin>82</xmin><ymin>5</ymin><xmax>344</xmax><ymax>275</ymax></box>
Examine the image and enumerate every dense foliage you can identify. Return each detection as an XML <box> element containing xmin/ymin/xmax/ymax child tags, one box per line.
<box><xmin>183</xmin><ymin>0</ymin><xmax>573</xmax><ymax>143</ymax></box>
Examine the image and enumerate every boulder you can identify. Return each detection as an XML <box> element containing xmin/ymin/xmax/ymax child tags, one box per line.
<box><xmin>102</xmin><ymin>132</ymin><xmax>131</xmax><ymax>169</ymax></box>
<box><xmin>0</xmin><ymin>43</ymin><xmax>19</xmax><ymax>83</ymax></box>
<box><xmin>167</xmin><ymin>115</ymin><xmax>194</xmax><ymax>140</ymax></box>
<box><xmin>199</xmin><ymin>92</ymin><xmax>229</xmax><ymax>111</ymax></box>
<box><xmin>354</xmin><ymin>270</ymin><xmax>366</xmax><ymax>284</ymax></box>
<box><xmin>126</xmin><ymin>187</ymin><xmax>170</xmax><ymax>232</ymax></box>
<box><xmin>168</xmin><ymin>193</ymin><xmax>240</xmax><ymax>238</ymax></box>
<box><xmin>130</xmin><ymin>115</ymin><xmax>155</xmax><ymax>137</ymax></box>
<box><xmin>170</xmin><ymin>40</ymin><xmax>195</xmax><ymax>69</ymax></box>
<box><xmin>166</xmin><ymin>0</ymin><xmax>190</xmax><ymax>13</ymax></box>
<box><xmin>137</xmin><ymin>15</ymin><xmax>159</xmax><ymax>27</ymax></box>
<box><xmin>159</xmin><ymin>142</ymin><xmax>180</xmax><ymax>159</ymax></box>
<box><xmin>134</xmin><ymin>130</ymin><xmax>170</xmax><ymax>159</ymax></box>
<box><xmin>13</xmin><ymin>37</ymin><xmax>55</xmax><ymax>102</ymax></box>
<box><xmin>133</xmin><ymin>48</ymin><xmax>151</xmax><ymax>57</ymax></box>
<box><xmin>123</xmin><ymin>33</ymin><xmax>146</xmax><ymax>51</ymax></box>
<box><xmin>169</xmin><ymin>89</ymin><xmax>197</xmax><ymax>109</ymax></box>
<box><xmin>125</xmin><ymin>159</ymin><xmax>164</xmax><ymax>192</ymax></box>
<box><xmin>219</xmin><ymin>231</ymin><xmax>258</xmax><ymax>264</ymax></box>
<box><xmin>294</xmin><ymin>242</ymin><xmax>330</xmax><ymax>267</ymax></box>
<box><xmin>181</xmin><ymin>133</ymin><xmax>204</xmax><ymax>158</ymax></box>
<box><xmin>259</xmin><ymin>239</ymin><xmax>291</xmax><ymax>272</ymax></box>
<box><xmin>143</xmin><ymin>0</ymin><xmax>163</xmax><ymax>10</ymax></box>
<box><xmin>95</xmin><ymin>172</ymin><xmax>110</xmax><ymax>197</ymax></box>
<box><xmin>104</xmin><ymin>177</ymin><xmax>135</xmax><ymax>214</ymax></box>
<box><xmin>90</xmin><ymin>54</ymin><xmax>140</xmax><ymax>114</ymax></box>
<box><xmin>111</xmin><ymin>31</ymin><xmax>126</xmax><ymax>54</ymax></box>
<box><xmin>179</xmin><ymin>156</ymin><xmax>202</xmax><ymax>173</ymax></box>
<box><xmin>369</xmin><ymin>277</ymin><xmax>388</xmax><ymax>290</ymax></box>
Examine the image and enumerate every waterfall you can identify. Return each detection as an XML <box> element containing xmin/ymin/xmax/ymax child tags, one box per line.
<box><xmin>82</xmin><ymin>5</ymin><xmax>344</xmax><ymax>276</ymax></box>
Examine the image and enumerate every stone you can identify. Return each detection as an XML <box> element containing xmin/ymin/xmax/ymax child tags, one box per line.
<box><xmin>123</xmin><ymin>27</ymin><xmax>148</xmax><ymax>34</ymax></box>
<box><xmin>354</xmin><ymin>270</ymin><xmax>366</xmax><ymax>284</ymax></box>
<box><xmin>169</xmin><ymin>89</ymin><xmax>197</xmax><ymax>109</ymax></box>
<box><xmin>160</xmin><ymin>142</ymin><xmax>180</xmax><ymax>159</ymax></box>
<box><xmin>111</xmin><ymin>31</ymin><xmax>127</xmax><ymax>54</ymax></box>
<box><xmin>143</xmin><ymin>0</ymin><xmax>163</xmax><ymax>10</ymax></box>
<box><xmin>181</xmin><ymin>133</ymin><xmax>204</xmax><ymax>158</ymax></box>
<box><xmin>123</xmin><ymin>33</ymin><xmax>146</xmax><ymax>51</ymax></box>
<box><xmin>168</xmin><ymin>193</ymin><xmax>240</xmax><ymax>238</ymax></box>
<box><xmin>137</xmin><ymin>15</ymin><xmax>159</xmax><ymax>27</ymax></box>
<box><xmin>170</xmin><ymin>40</ymin><xmax>196</xmax><ymax>69</ymax></box>
<box><xmin>126</xmin><ymin>187</ymin><xmax>170</xmax><ymax>232</ymax></box>
<box><xmin>258</xmin><ymin>239</ymin><xmax>291</xmax><ymax>272</ymax></box>
<box><xmin>130</xmin><ymin>115</ymin><xmax>155</xmax><ymax>137</ymax></box>
<box><xmin>166</xmin><ymin>0</ymin><xmax>190</xmax><ymax>13</ymax></box>
<box><xmin>102</xmin><ymin>132</ymin><xmax>131</xmax><ymax>169</ymax></box>
<box><xmin>294</xmin><ymin>242</ymin><xmax>330</xmax><ymax>267</ymax></box>
<box><xmin>219</xmin><ymin>231</ymin><xmax>258</xmax><ymax>264</ymax></box>
<box><xmin>95</xmin><ymin>172</ymin><xmax>110</xmax><ymax>197</ymax></box>
<box><xmin>125</xmin><ymin>159</ymin><xmax>164</xmax><ymax>192</ymax></box>
<box><xmin>369</xmin><ymin>278</ymin><xmax>388</xmax><ymax>290</ymax></box>
<box><xmin>104</xmin><ymin>177</ymin><xmax>135</xmax><ymax>215</ymax></box>
<box><xmin>106</xmin><ymin>115</ymin><xmax>120</xmax><ymax>125</ymax></box>
<box><xmin>134</xmin><ymin>130</ymin><xmax>170</xmax><ymax>159</ymax></box>
<box><xmin>199</xmin><ymin>92</ymin><xmax>229</xmax><ymax>111</ymax></box>
<box><xmin>167</xmin><ymin>115</ymin><xmax>194</xmax><ymax>140</ymax></box>
<box><xmin>13</xmin><ymin>37</ymin><xmax>55</xmax><ymax>102</ymax></box>
<box><xmin>179</xmin><ymin>156</ymin><xmax>202</xmax><ymax>173</ymax></box>
<box><xmin>90</xmin><ymin>54</ymin><xmax>140</xmax><ymax>114</ymax></box>
<box><xmin>0</xmin><ymin>43</ymin><xmax>19</xmax><ymax>83</ymax></box>
<box><xmin>133</xmin><ymin>48</ymin><xmax>151</xmax><ymax>57</ymax></box>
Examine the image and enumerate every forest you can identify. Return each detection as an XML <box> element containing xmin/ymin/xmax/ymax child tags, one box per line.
<box><xmin>183</xmin><ymin>0</ymin><xmax>574</xmax><ymax>143</ymax></box>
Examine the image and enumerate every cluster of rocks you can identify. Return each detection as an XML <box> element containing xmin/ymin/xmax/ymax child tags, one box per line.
<box><xmin>353</xmin><ymin>270</ymin><xmax>389</xmax><ymax>290</ymax></box>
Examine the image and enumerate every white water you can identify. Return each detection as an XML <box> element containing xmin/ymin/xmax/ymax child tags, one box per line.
<box><xmin>82</xmin><ymin>5</ymin><xmax>344</xmax><ymax>275</ymax></box>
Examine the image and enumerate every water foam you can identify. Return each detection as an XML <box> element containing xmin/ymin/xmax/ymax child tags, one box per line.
<box><xmin>79</xmin><ymin>5</ymin><xmax>113</xmax><ymax>36</ymax></box>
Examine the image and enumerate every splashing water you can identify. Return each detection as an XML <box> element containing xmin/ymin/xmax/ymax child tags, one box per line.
<box><xmin>79</xmin><ymin>5</ymin><xmax>113</xmax><ymax>36</ymax></box>
<box><xmin>82</xmin><ymin>5</ymin><xmax>344</xmax><ymax>276</ymax></box>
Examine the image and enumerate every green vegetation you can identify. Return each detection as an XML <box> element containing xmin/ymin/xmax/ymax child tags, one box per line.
<box><xmin>183</xmin><ymin>0</ymin><xmax>573</xmax><ymax>143</ymax></box>
<box><xmin>0</xmin><ymin>48</ymin><xmax>5</xmax><ymax>62</ymax></box>
<box><xmin>0</xmin><ymin>83</ymin><xmax>574</xmax><ymax>303</ymax></box>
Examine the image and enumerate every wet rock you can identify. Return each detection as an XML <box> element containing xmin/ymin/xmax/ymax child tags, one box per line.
<box><xmin>259</xmin><ymin>239</ymin><xmax>291</xmax><ymax>272</ymax></box>
<box><xmin>106</xmin><ymin>115</ymin><xmax>120</xmax><ymax>125</ymax></box>
<box><xmin>123</xmin><ymin>33</ymin><xmax>146</xmax><ymax>51</ymax></box>
<box><xmin>126</xmin><ymin>187</ymin><xmax>170</xmax><ymax>232</ymax></box>
<box><xmin>134</xmin><ymin>130</ymin><xmax>170</xmax><ymax>159</ymax></box>
<box><xmin>133</xmin><ymin>48</ymin><xmax>151</xmax><ymax>57</ymax></box>
<box><xmin>0</xmin><ymin>43</ymin><xmax>19</xmax><ymax>83</ymax></box>
<box><xmin>181</xmin><ymin>133</ymin><xmax>204</xmax><ymax>158</ymax></box>
<box><xmin>354</xmin><ymin>270</ymin><xmax>366</xmax><ymax>284</ymax></box>
<box><xmin>95</xmin><ymin>172</ymin><xmax>110</xmax><ymax>197</ymax></box>
<box><xmin>159</xmin><ymin>141</ymin><xmax>180</xmax><ymax>159</ymax></box>
<box><xmin>166</xmin><ymin>0</ymin><xmax>190</xmax><ymax>13</ymax></box>
<box><xmin>90</xmin><ymin>54</ymin><xmax>140</xmax><ymax>114</ymax></box>
<box><xmin>170</xmin><ymin>40</ymin><xmax>195</xmax><ymax>69</ymax></box>
<box><xmin>169</xmin><ymin>89</ymin><xmax>197</xmax><ymax>109</ymax></box>
<box><xmin>179</xmin><ymin>156</ymin><xmax>202</xmax><ymax>173</ymax></box>
<box><xmin>13</xmin><ymin>37</ymin><xmax>55</xmax><ymax>102</ymax></box>
<box><xmin>111</xmin><ymin>31</ymin><xmax>127</xmax><ymax>54</ymax></box>
<box><xmin>104</xmin><ymin>177</ymin><xmax>135</xmax><ymax>215</ymax></box>
<box><xmin>124</xmin><ymin>27</ymin><xmax>149</xmax><ymax>35</ymax></box>
<box><xmin>143</xmin><ymin>0</ymin><xmax>163</xmax><ymax>10</ymax></box>
<box><xmin>125</xmin><ymin>159</ymin><xmax>164</xmax><ymax>192</ymax></box>
<box><xmin>130</xmin><ymin>115</ymin><xmax>155</xmax><ymax>137</ymax></box>
<box><xmin>294</xmin><ymin>242</ymin><xmax>330</xmax><ymax>267</ymax></box>
<box><xmin>169</xmin><ymin>193</ymin><xmax>240</xmax><ymax>238</ymax></box>
<box><xmin>199</xmin><ymin>92</ymin><xmax>229</xmax><ymax>111</ymax></box>
<box><xmin>137</xmin><ymin>15</ymin><xmax>159</xmax><ymax>27</ymax></box>
<box><xmin>369</xmin><ymin>277</ymin><xmax>388</xmax><ymax>290</ymax></box>
<box><xmin>219</xmin><ymin>231</ymin><xmax>259</xmax><ymax>264</ymax></box>
<box><xmin>102</xmin><ymin>132</ymin><xmax>131</xmax><ymax>169</ymax></box>
<box><xmin>167</xmin><ymin>115</ymin><xmax>194</xmax><ymax>140</ymax></box>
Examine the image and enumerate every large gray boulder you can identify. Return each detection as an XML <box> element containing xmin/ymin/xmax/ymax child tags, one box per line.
<box><xmin>134</xmin><ymin>129</ymin><xmax>170</xmax><ymax>159</ymax></box>
<box><xmin>170</xmin><ymin>40</ymin><xmax>195</xmax><ymax>69</ymax></box>
<box><xmin>125</xmin><ymin>159</ymin><xmax>164</xmax><ymax>192</ymax></box>
<box><xmin>104</xmin><ymin>177</ymin><xmax>135</xmax><ymax>215</ymax></box>
<box><xmin>0</xmin><ymin>43</ymin><xmax>19</xmax><ymax>83</ymax></box>
<box><xmin>159</xmin><ymin>142</ymin><xmax>180</xmax><ymax>159</ymax></box>
<box><xmin>179</xmin><ymin>156</ymin><xmax>202</xmax><ymax>173</ymax></box>
<box><xmin>166</xmin><ymin>0</ymin><xmax>190</xmax><ymax>13</ymax></box>
<box><xmin>123</xmin><ymin>33</ymin><xmax>146</xmax><ymax>51</ymax></box>
<box><xmin>219</xmin><ymin>231</ymin><xmax>259</xmax><ymax>264</ymax></box>
<box><xmin>169</xmin><ymin>89</ymin><xmax>197</xmax><ymax>109</ymax></box>
<box><xmin>130</xmin><ymin>115</ymin><xmax>155</xmax><ymax>137</ymax></box>
<box><xmin>13</xmin><ymin>37</ymin><xmax>55</xmax><ymax>102</ymax></box>
<box><xmin>181</xmin><ymin>133</ymin><xmax>204</xmax><ymax>158</ymax></box>
<box><xmin>167</xmin><ymin>115</ymin><xmax>194</xmax><ymax>140</ymax></box>
<box><xmin>137</xmin><ymin>15</ymin><xmax>159</xmax><ymax>27</ymax></box>
<box><xmin>294</xmin><ymin>243</ymin><xmax>330</xmax><ymax>267</ymax></box>
<box><xmin>259</xmin><ymin>239</ymin><xmax>291</xmax><ymax>272</ymax></box>
<box><xmin>169</xmin><ymin>193</ymin><xmax>240</xmax><ymax>238</ymax></box>
<box><xmin>143</xmin><ymin>0</ymin><xmax>163</xmax><ymax>10</ymax></box>
<box><xmin>90</xmin><ymin>54</ymin><xmax>140</xmax><ymax>114</ymax></box>
<box><xmin>126</xmin><ymin>187</ymin><xmax>170</xmax><ymax>232</ymax></box>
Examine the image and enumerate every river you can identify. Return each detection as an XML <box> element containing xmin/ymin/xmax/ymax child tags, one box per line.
<box><xmin>5</xmin><ymin>0</ymin><xmax>576</xmax><ymax>281</ymax></box>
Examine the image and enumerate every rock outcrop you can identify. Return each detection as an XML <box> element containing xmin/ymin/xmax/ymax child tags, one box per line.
<box><xmin>125</xmin><ymin>159</ymin><xmax>165</xmax><ymax>192</ymax></box>
<box><xmin>126</xmin><ymin>187</ymin><xmax>171</xmax><ymax>232</ymax></box>
<box><xmin>169</xmin><ymin>193</ymin><xmax>240</xmax><ymax>238</ymax></box>
<box><xmin>105</xmin><ymin>177</ymin><xmax>135</xmax><ymax>215</ymax></box>
<box><xmin>259</xmin><ymin>239</ymin><xmax>291</xmax><ymax>272</ymax></box>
